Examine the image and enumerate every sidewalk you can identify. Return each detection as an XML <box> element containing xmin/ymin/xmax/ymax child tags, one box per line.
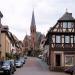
<box><xmin>37</xmin><ymin>58</ymin><xmax>49</xmax><ymax>71</ymax></box>
<box><xmin>37</xmin><ymin>58</ymin><xmax>69</xmax><ymax>75</ymax></box>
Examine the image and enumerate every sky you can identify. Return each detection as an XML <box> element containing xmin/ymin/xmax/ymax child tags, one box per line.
<box><xmin>0</xmin><ymin>0</ymin><xmax>75</xmax><ymax>41</ymax></box>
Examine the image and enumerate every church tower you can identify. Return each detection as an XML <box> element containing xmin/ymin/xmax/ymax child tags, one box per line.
<box><xmin>30</xmin><ymin>10</ymin><xmax>36</xmax><ymax>51</ymax></box>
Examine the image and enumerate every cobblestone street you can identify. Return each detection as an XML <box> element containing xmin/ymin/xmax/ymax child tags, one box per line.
<box><xmin>14</xmin><ymin>57</ymin><xmax>68</xmax><ymax>75</ymax></box>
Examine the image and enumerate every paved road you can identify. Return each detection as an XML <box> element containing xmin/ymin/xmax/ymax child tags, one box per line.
<box><xmin>14</xmin><ymin>57</ymin><xmax>68</xmax><ymax>75</ymax></box>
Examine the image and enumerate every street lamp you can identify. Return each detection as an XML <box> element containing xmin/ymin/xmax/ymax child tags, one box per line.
<box><xmin>0</xmin><ymin>11</ymin><xmax>3</xmax><ymax>59</ymax></box>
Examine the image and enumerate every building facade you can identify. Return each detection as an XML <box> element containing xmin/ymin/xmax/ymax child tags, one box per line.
<box><xmin>23</xmin><ymin>35</ymin><xmax>31</xmax><ymax>55</ymax></box>
<box><xmin>1</xmin><ymin>27</ymin><xmax>10</xmax><ymax>59</ymax></box>
<box><xmin>0</xmin><ymin>11</ymin><xmax>22</xmax><ymax>60</ymax></box>
<box><xmin>46</xmin><ymin>11</ymin><xmax>75</xmax><ymax>71</ymax></box>
<box><xmin>0</xmin><ymin>11</ymin><xmax>12</xmax><ymax>59</ymax></box>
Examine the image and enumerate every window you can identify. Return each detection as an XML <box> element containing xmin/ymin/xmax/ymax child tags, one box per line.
<box><xmin>72</xmin><ymin>23</ymin><xmax>74</xmax><ymax>28</ymax></box>
<box><xmin>56</xmin><ymin>36</ymin><xmax>61</xmax><ymax>43</ymax></box>
<box><xmin>65</xmin><ymin>55</ymin><xmax>74</xmax><ymax>66</ymax></box>
<box><xmin>63</xmin><ymin>22</ymin><xmax>67</xmax><ymax>28</ymax></box>
<box><xmin>68</xmin><ymin>22</ymin><xmax>72</xmax><ymax>28</ymax></box>
<box><xmin>25</xmin><ymin>42</ymin><xmax>28</xmax><ymax>47</ymax></box>
<box><xmin>33</xmin><ymin>30</ymin><xmax>34</xmax><ymax>32</ymax></box>
<box><xmin>65</xmin><ymin>36</ymin><xmax>70</xmax><ymax>43</ymax></box>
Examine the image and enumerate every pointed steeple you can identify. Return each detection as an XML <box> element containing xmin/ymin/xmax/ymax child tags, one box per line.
<box><xmin>0</xmin><ymin>11</ymin><xmax>3</xmax><ymax>25</ymax></box>
<box><xmin>31</xmin><ymin>10</ymin><xmax>36</xmax><ymax>27</ymax></box>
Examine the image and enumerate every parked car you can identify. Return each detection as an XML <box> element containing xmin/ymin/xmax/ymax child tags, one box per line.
<box><xmin>64</xmin><ymin>66</ymin><xmax>75</xmax><ymax>75</ymax></box>
<box><xmin>38</xmin><ymin>55</ymin><xmax>43</xmax><ymax>59</ymax></box>
<box><xmin>15</xmin><ymin>60</ymin><xmax>23</xmax><ymax>68</ymax></box>
<box><xmin>2</xmin><ymin>60</ymin><xmax>14</xmax><ymax>75</ymax></box>
<box><xmin>24</xmin><ymin>55</ymin><xmax>27</xmax><ymax>59</ymax></box>
<box><xmin>8</xmin><ymin>59</ymin><xmax>16</xmax><ymax>71</ymax></box>
<box><xmin>20</xmin><ymin>57</ymin><xmax>25</xmax><ymax>64</ymax></box>
<box><xmin>0</xmin><ymin>60</ymin><xmax>3</xmax><ymax>74</ymax></box>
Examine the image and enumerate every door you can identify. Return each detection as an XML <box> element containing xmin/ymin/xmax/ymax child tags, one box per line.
<box><xmin>56</xmin><ymin>54</ymin><xmax>61</xmax><ymax>66</ymax></box>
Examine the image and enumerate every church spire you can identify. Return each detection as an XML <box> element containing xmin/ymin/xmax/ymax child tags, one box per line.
<box><xmin>31</xmin><ymin>10</ymin><xmax>36</xmax><ymax>27</ymax></box>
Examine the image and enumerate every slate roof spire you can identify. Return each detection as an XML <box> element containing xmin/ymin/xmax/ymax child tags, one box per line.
<box><xmin>0</xmin><ymin>11</ymin><xmax>3</xmax><ymax>26</ymax></box>
<box><xmin>31</xmin><ymin>10</ymin><xmax>36</xmax><ymax>27</ymax></box>
<box><xmin>0</xmin><ymin>11</ymin><xmax>3</xmax><ymax>18</ymax></box>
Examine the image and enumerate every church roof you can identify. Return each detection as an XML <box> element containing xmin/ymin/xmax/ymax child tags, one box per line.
<box><xmin>31</xmin><ymin>10</ymin><xmax>36</xmax><ymax>27</ymax></box>
<box><xmin>58</xmin><ymin>12</ymin><xmax>75</xmax><ymax>21</ymax></box>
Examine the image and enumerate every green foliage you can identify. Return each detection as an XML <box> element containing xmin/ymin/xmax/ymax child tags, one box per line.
<box><xmin>5</xmin><ymin>52</ymin><xmax>17</xmax><ymax>59</ymax></box>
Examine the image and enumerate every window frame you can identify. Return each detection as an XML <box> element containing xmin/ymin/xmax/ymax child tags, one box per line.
<box><xmin>68</xmin><ymin>22</ymin><xmax>72</xmax><ymax>28</ymax></box>
<box><xmin>56</xmin><ymin>35</ymin><xmax>61</xmax><ymax>43</ymax></box>
<box><xmin>63</xmin><ymin>22</ymin><xmax>68</xmax><ymax>29</ymax></box>
<box><xmin>65</xmin><ymin>55</ymin><xmax>74</xmax><ymax>66</ymax></box>
<box><xmin>65</xmin><ymin>36</ymin><xmax>70</xmax><ymax>43</ymax></box>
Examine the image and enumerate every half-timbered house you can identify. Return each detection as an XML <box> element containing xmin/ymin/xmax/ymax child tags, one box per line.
<box><xmin>46</xmin><ymin>11</ymin><xmax>75</xmax><ymax>71</ymax></box>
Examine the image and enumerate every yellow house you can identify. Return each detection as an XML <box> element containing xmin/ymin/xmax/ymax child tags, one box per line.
<box><xmin>1</xmin><ymin>25</ymin><xmax>14</xmax><ymax>59</ymax></box>
<box><xmin>0</xmin><ymin>11</ymin><xmax>15</xmax><ymax>59</ymax></box>
<box><xmin>0</xmin><ymin>11</ymin><xmax>23</xmax><ymax>60</ymax></box>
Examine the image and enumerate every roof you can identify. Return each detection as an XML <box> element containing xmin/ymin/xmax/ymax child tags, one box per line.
<box><xmin>1</xmin><ymin>26</ymin><xmax>9</xmax><ymax>31</ymax></box>
<box><xmin>30</xmin><ymin>10</ymin><xmax>36</xmax><ymax>28</ymax></box>
<box><xmin>13</xmin><ymin>34</ymin><xmax>19</xmax><ymax>42</ymax></box>
<box><xmin>0</xmin><ymin>11</ymin><xmax>3</xmax><ymax>18</ymax></box>
<box><xmin>23</xmin><ymin>35</ymin><xmax>31</xmax><ymax>42</ymax></box>
<box><xmin>58</xmin><ymin>12</ymin><xmax>75</xmax><ymax>21</ymax></box>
